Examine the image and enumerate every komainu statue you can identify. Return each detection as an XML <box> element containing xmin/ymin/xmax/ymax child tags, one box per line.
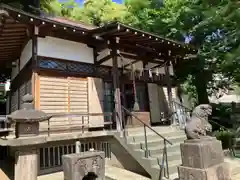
<box><xmin>185</xmin><ymin>104</ymin><xmax>212</xmax><ymax>139</ymax></box>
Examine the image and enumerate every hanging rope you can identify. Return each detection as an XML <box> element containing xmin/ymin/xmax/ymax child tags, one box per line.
<box><xmin>118</xmin><ymin>53</ymin><xmax>138</xmax><ymax>110</ymax></box>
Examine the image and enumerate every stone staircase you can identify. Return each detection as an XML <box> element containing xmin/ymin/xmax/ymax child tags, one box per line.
<box><xmin>115</xmin><ymin>126</ymin><xmax>186</xmax><ymax>180</ymax></box>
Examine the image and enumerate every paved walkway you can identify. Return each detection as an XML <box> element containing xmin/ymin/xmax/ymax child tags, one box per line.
<box><xmin>226</xmin><ymin>157</ymin><xmax>240</xmax><ymax>180</ymax></box>
<box><xmin>38</xmin><ymin>166</ymin><xmax>151</xmax><ymax>180</ymax></box>
<box><xmin>38</xmin><ymin>158</ymin><xmax>240</xmax><ymax>180</ymax></box>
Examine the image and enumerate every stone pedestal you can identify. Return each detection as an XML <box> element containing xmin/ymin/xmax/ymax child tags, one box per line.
<box><xmin>178</xmin><ymin>137</ymin><xmax>231</xmax><ymax>180</ymax></box>
<box><xmin>14</xmin><ymin>148</ymin><xmax>38</xmax><ymax>180</ymax></box>
<box><xmin>62</xmin><ymin>151</ymin><xmax>105</xmax><ymax>180</ymax></box>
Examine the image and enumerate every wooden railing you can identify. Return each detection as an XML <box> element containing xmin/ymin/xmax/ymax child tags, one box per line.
<box><xmin>45</xmin><ymin>112</ymin><xmax>114</xmax><ymax>136</ymax></box>
<box><xmin>0</xmin><ymin>115</ymin><xmax>12</xmax><ymax>137</ymax></box>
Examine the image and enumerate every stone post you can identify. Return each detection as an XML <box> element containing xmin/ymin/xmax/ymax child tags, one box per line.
<box><xmin>7</xmin><ymin>94</ymin><xmax>50</xmax><ymax>180</ymax></box>
<box><xmin>178</xmin><ymin>137</ymin><xmax>231</xmax><ymax>180</ymax></box>
<box><xmin>15</xmin><ymin>147</ymin><xmax>39</xmax><ymax>180</ymax></box>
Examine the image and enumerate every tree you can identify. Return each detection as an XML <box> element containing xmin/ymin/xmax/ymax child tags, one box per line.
<box><xmin>75</xmin><ymin>0</ymin><xmax>128</xmax><ymax>26</ymax></box>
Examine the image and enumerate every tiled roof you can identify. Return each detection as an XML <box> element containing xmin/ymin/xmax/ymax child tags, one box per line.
<box><xmin>47</xmin><ymin>16</ymin><xmax>96</xmax><ymax>30</ymax></box>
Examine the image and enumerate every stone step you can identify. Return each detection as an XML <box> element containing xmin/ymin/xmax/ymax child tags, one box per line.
<box><xmin>151</xmin><ymin>159</ymin><xmax>181</xmax><ymax>179</ymax></box>
<box><xmin>127</xmin><ymin>131</ymin><xmax>185</xmax><ymax>143</ymax></box>
<box><xmin>133</xmin><ymin>143</ymin><xmax>182</xmax><ymax>162</ymax></box>
<box><xmin>150</xmin><ymin>143</ymin><xmax>181</xmax><ymax>157</ymax></box>
<box><xmin>132</xmin><ymin>142</ymin><xmax>181</xmax><ymax>157</ymax></box>
<box><xmin>126</xmin><ymin>126</ymin><xmax>177</xmax><ymax>134</ymax></box>
<box><xmin>142</xmin><ymin>136</ymin><xmax>184</xmax><ymax>149</ymax></box>
<box><xmin>141</xmin><ymin>151</ymin><xmax>182</xmax><ymax>167</ymax></box>
<box><xmin>148</xmin><ymin>143</ymin><xmax>182</xmax><ymax>157</ymax></box>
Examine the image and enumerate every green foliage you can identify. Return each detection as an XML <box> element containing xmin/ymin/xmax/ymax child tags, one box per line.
<box><xmin>211</xmin><ymin>103</ymin><xmax>233</xmax><ymax>130</ymax></box>
<box><xmin>213</xmin><ymin>128</ymin><xmax>236</xmax><ymax>149</ymax></box>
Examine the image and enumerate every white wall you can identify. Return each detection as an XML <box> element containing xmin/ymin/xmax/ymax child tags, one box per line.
<box><xmin>37</xmin><ymin>36</ymin><xmax>94</xmax><ymax>64</ymax></box>
<box><xmin>11</xmin><ymin>39</ymin><xmax>32</xmax><ymax>80</ymax></box>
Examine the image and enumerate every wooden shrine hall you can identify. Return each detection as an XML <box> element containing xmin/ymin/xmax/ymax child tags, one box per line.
<box><xmin>0</xmin><ymin>4</ymin><xmax>197</xmax><ymax>132</ymax></box>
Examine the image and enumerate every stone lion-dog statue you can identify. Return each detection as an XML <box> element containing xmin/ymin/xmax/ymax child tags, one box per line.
<box><xmin>185</xmin><ymin>104</ymin><xmax>213</xmax><ymax>139</ymax></box>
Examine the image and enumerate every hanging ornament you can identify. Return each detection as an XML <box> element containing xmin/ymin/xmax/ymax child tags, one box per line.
<box><xmin>149</xmin><ymin>69</ymin><xmax>153</xmax><ymax>78</ymax></box>
<box><xmin>156</xmin><ymin>68</ymin><xmax>159</xmax><ymax>76</ymax></box>
<box><xmin>139</xmin><ymin>68</ymin><xmax>144</xmax><ymax>79</ymax></box>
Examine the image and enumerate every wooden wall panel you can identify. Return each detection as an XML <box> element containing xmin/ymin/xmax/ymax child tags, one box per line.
<box><xmin>69</xmin><ymin>78</ymin><xmax>88</xmax><ymax>127</ymax></box>
<box><xmin>38</xmin><ymin>75</ymin><xmax>89</xmax><ymax>131</ymax></box>
<box><xmin>88</xmin><ymin>77</ymin><xmax>104</xmax><ymax>128</ymax></box>
<box><xmin>39</xmin><ymin>76</ymin><xmax>69</xmax><ymax>130</ymax></box>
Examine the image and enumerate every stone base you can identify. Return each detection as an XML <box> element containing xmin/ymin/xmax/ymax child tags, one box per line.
<box><xmin>178</xmin><ymin>162</ymin><xmax>231</xmax><ymax>180</ymax></box>
<box><xmin>62</xmin><ymin>151</ymin><xmax>105</xmax><ymax>180</ymax></box>
<box><xmin>180</xmin><ymin>137</ymin><xmax>224</xmax><ymax>169</ymax></box>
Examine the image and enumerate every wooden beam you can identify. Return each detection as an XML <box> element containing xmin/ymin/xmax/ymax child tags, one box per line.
<box><xmin>150</xmin><ymin>63</ymin><xmax>166</xmax><ymax>70</ymax></box>
<box><xmin>164</xmin><ymin>61</ymin><xmax>173</xmax><ymax>123</ymax></box>
<box><xmin>93</xmin><ymin>42</ymin><xmax>108</xmax><ymax>52</ymax></box>
<box><xmin>1</xmin><ymin>32</ymin><xmax>26</xmax><ymax>36</ymax></box>
<box><xmin>2</xmin><ymin>28</ymin><xmax>26</xmax><ymax>33</ymax></box>
<box><xmin>111</xmin><ymin>38</ymin><xmax>123</xmax><ymax>132</ymax></box>
<box><xmin>0</xmin><ymin>46</ymin><xmax>20</xmax><ymax>49</ymax></box>
<box><xmin>32</xmin><ymin>26</ymin><xmax>38</xmax><ymax>67</ymax></box>
<box><xmin>117</xmin><ymin>42</ymin><xmax>171</xmax><ymax>61</ymax></box>
<box><xmin>93</xmin><ymin>47</ymin><xmax>98</xmax><ymax>64</ymax></box>
<box><xmin>123</xmin><ymin>59</ymin><xmax>140</xmax><ymax>69</ymax></box>
<box><xmin>120</xmin><ymin>52</ymin><xmax>164</xmax><ymax>65</ymax></box>
<box><xmin>0</xmin><ymin>36</ymin><xmax>26</xmax><ymax>40</ymax></box>
<box><xmin>0</xmin><ymin>39</ymin><xmax>24</xmax><ymax>43</ymax></box>
<box><xmin>4</xmin><ymin>24</ymin><xmax>27</xmax><ymax>28</ymax></box>
<box><xmin>97</xmin><ymin>54</ymin><xmax>111</xmax><ymax>65</ymax></box>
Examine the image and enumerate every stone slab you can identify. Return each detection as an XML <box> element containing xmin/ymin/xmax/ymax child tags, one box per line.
<box><xmin>180</xmin><ymin>138</ymin><xmax>224</xmax><ymax>168</ymax></box>
<box><xmin>0</xmin><ymin>131</ymin><xmax>114</xmax><ymax>147</ymax></box>
<box><xmin>178</xmin><ymin>162</ymin><xmax>231</xmax><ymax>180</ymax></box>
<box><xmin>62</xmin><ymin>151</ymin><xmax>105</xmax><ymax>180</ymax></box>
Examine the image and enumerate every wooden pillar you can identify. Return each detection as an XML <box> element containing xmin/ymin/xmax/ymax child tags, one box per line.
<box><xmin>164</xmin><ymin>61</ymin><xmax>174</xmax><ymax>124</ymax></box>
<box><xmin>32</xmin><ymin>26</ymin><xmax>38</xmax><ymax>67</ymax></box>
<box><xmin>15</xmin><ymin>147</ymin><xmax>38</xmax><ymax>180</ymax></box>
<box><xmin>110</xmin><ymin>38</ymin><xmax>123</xmax><ymax>132</ymax></box>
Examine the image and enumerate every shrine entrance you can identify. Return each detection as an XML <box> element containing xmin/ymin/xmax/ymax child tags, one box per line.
<box><xmin>122</xmin><ymin>83</ymin><xmax>149</xmax><ymax>112</ymax></box>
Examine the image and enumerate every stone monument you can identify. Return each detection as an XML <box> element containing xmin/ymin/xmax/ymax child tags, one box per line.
<box><xmin>62</xmin><ymin>150</ymin><xmax>105</xmax><ymax>180</ymax></box>
<box><xmin>178</xmin><ymin>104</ymin><xmax>231</xmax><ymax>180</ymax></box>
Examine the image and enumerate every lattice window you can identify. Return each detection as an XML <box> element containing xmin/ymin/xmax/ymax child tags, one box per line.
<box><xmin>96</xmin><ymin>66</ymin><xmax>111</xmax><ymax>76</ymax></box>
<box><xmin>67</xmin><ymin>62</ymin><xmax>94</xmax><ymax>73</ymax></box>
<box><xmin>39</xmin><ymin>59</ymin><xmax>67</xmax><ymax>71</ymax></box>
